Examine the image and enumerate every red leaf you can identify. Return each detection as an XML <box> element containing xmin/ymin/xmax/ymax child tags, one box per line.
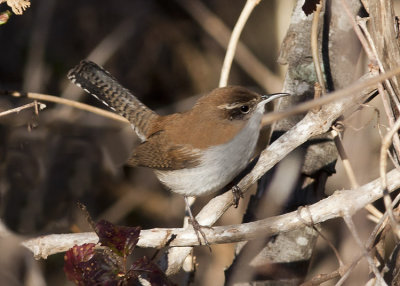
<box><xmin>64</xmin><ymin>243</ymin><xmax>96</xmax><ymax>285</ymax></box>
<box><xmin>95</xmin><ymin>220</ymin><xmax>141</xmax><ymax>258</ymax></box>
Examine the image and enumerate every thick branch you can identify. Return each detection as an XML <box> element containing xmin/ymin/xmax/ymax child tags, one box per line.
<box><xmin>23</xmin><ymin>169</ymin><xmax>400</xmax><ymax>259</ymax></box>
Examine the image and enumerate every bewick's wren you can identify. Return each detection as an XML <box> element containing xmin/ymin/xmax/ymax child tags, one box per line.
<box><xmin>68</xmin><ymin>60</ymin><xmax>287</xmax><ymax>243</ymax></box>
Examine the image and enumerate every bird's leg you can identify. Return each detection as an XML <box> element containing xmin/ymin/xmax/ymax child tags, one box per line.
<box><xmin>184</xmin><ymin>196</ymin><xmax>210</xmax><ymax>248</ymax></box>
<box><xmin>232</xmin><ymin>185</ymin><xmax>244</xmax><ymax>208</ymax></box>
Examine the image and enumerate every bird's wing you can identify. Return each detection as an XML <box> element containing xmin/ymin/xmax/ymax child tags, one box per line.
<box><xmin>126</xmin><ymin>131</ymin><xmax>201</xmax><ymax>170</ymax></box>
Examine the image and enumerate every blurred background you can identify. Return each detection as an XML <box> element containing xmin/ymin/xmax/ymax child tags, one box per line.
<box><xmin>0</xmin><ymin>0</ymin><xmax>399</xmax><ymax>285</ymax></box>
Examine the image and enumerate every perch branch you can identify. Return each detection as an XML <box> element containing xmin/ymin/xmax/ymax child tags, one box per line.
<box><xmin>22</xmin><ymin>169</ymin><xmax>400</xmax><ymax>259</ymax></box>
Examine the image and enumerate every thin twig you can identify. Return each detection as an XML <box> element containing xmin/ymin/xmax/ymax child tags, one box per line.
<box><xmin>331</xmin><ymin>127</ymin><xmax>383</xmax><ymax>219</ymax></box>
<box><xmin>357</xmin><ymin>17</ymin><xmax>400</xmax><ymax>112</ymax></box>
<box><xmin>378</xmin><ymin>83</ymin><xmax>400</xmax><ymax>162</ymax></box>
<box><xmin>312</xmin><ymin>82</ymin><xmax>322</xmax><ymax>112</ymax></box>
<box><xmin>298</xmin><ymin>206</ymin><xmax>344</xmax><ymax>267</ymax></box>
<box><xmin>332</xmin><ymin>128</ymin><xmax>358</xmax><ymax>188</ymax></box>
<box><xmin>311</xmin><ymin>0</ymin><xmax>326</xmax><ymax>94</ymax></box>
<box><xmin>301</xmin><ymin>267</ymin><xmax>343</xmax><ymax>286</ymax></box>
<box><xmin>0</xmin><ymin>101</ymin><xmax>46</xmax><ymax>117</ymax></box>
<box><xmin>4</xmin><ymin>91</ymin><xmax>128</xmax><ymax>123</ymax></box>
<box><xmin>175</xmin><ymin>0</ymin><xmax>281</xmax><ymax>92</ymax></box>
<box><xmin>380</xmin><ymin>115</ymin><xmax>400</xmax><ymax>238</ymax></box>
<box><xmin>339</xmin><ymin>0</ymin><xmax>375</xmax><ymax>62</ymax></box>
<box><xmin>343</xmin><ymin>215</ymin><xmax>387</xmax><ymax>285</ymax></box>
<box><xmin>337</xmin><ymin>192</ymin><xmax>400</xmax><ymax>285</ymax></box>
<box><xmin>358</xmin><ymin>17</ymin><xmax>400</xmax><ymax>158</ymax></box>
<box><xmin>219</xmin><ymin>0</ymin><xmax>261</xmax><ymax>87</ymax></box>
<box><xmin>262</xmin><ymin>66</ymin><xmax>400</xmax><ymax>125</ymax></box>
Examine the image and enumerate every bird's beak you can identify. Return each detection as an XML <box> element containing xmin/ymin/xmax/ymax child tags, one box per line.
<box><xmin>261</xmin><ymin>93</ymin><xmax>290</xmax><ymax>104</ymax></box>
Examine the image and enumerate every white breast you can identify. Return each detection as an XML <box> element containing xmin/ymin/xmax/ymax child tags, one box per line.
<box><xmin>155</xmin><ymin>107</ymin><xmax>264</xmax><ymax>197</ymax></box>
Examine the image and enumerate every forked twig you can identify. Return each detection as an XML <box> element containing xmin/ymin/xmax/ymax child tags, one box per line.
<box><xmin>0</xmin><ymin>101</ymin><xmax>46</xmax><ymax>117</ymax></box>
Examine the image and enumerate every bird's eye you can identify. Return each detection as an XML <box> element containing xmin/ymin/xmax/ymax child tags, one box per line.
<box><xmin>240</xmin><ymin>105</ymin><xmax>250</xmax><ymax>114</ymax></box>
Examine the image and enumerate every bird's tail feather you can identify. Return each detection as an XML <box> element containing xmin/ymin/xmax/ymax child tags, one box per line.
<box><xmin>68</xmin><ymin>60</ymin><xmax>157</xmax><ymax>140</ymax></box>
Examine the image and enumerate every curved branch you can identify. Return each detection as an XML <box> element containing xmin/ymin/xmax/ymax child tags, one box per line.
<box><xmin>175</xmin><ymin>0</ymin><xmax>281</xmax><ymax>92</ymax></box>
<box><xmin>6</xmin><ymin>91</ymin><xmax>128</xmax><ymax>123</ymax></box>
<box><xmin>219</xmin><ymin>0</ymin><xmax>261</xmax><ymax>87</ymax></box>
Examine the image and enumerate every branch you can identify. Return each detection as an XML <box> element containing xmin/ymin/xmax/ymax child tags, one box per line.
<box><xmin>2</xmin><ymin>91</ymin><xmax>128</xmax><ymax>123</ymax></box>
<box><xmin>22</xmin><ymin>168</ymin><xmax>400</xmax><ymax>259</ymax></box>
<box><xmin>262</xmin><ymin>66</ymin><xmax>400</xmax><ymax>125</ymax></box>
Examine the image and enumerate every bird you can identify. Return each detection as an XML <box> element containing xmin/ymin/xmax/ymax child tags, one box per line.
<box><xmin>68</xmin><ymin>60</ymin><xmax>288</xmax><ymax>244</ymax></box>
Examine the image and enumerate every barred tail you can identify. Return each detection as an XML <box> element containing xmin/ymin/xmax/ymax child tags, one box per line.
<box><xmin>68</xmin><ymin>60</ymin><xmax>158</xmax><ymax>141</ymax></box>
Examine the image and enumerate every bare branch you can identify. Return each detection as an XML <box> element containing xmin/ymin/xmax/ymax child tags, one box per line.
<box><xmin>22</xmin><ymin>169</ymin><xmax>400</xmax><ymax>259</ymax></box>
<box><xmin>262</xmin><ymin>67</ymin><xmax>400</xmax><ymax>125</ymax></box>
<box><xmin>343</xmin><ymin>215</ymin><xmax>387</xmax><ymax>285</ymax></box>
<box><xmin>0</xmin><ymin>101</ymin><xmax>46</xmax><ymax>117</ymax></box>
<box><xmin>3</xmin><ymin>91</ymin><xmax>128</xmax><ymax>123</ymax></box>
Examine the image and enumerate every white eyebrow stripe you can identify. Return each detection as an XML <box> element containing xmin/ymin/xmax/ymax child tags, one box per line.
<box><xmin>217</xmin><ymin>102</ymin><xmax>243</xmax><ymax>110</ymax></box>
<box><xmin>217</xmin><ymin>99</ymin><xmax>257</xmax><ymax>110</ymax></box>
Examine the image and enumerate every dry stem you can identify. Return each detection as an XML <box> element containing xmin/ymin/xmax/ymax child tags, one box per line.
<box><xmin>0</xmin><ymin>101</ymin><xmax>46</xmax><ymax>117</ymax></box>
<box><xmin>219</xmin><ymin>0</ymin><xmax>261</xmax><ymax>87</ymax></box>
<box><xmin>175</xmin><ymin>0</ymin><xmax>281</xmax><ymax>92</ymax></box>
<box><xmin>5</xmin><ymin>91</ymin><xmax>128</xmax><ymax>123</ymax></box>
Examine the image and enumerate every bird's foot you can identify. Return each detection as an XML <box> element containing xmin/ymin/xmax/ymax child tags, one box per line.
<box><xmin>184</xmin><ymin>197</ymin><xmax>212</xmax><ymax>251</ymax></box>
<box><xmin>188</xmin><ymin>216</ymin><xmax>212</xmax><ymax>251</ymax></box>
<box><xmin>232</xmin><ymin>185</ymin><xmax>244</xmax><ymax>208</ymax></box>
